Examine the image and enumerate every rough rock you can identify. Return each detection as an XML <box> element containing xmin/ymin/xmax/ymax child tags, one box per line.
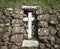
<box><xmin>10</xmin><ymin>34</ymin><xmax>23</xmax><ymax>43</ymax></box>
<box><xmin>37</xmin><ymin>14</ymin><xmax>49</xmax><ymax>21</ymax></box>
<box><xmin>1</xmin><ymin>46</ymin><xmax>7</xmax><ymax>49</ymax></box>
<box><xmin>12</xmin><ymin>26</ymin><xmax>26</xmax><ymax>34</ymax></box>
<box><xmin>38</xmin><ymin>21</ymin><xmax>48</xmax><ymax>28</ymax></box>
<box><xmin>38</xmin><ymin>28</ymin><xmax>49</xmax><ymax>36</ymax></box>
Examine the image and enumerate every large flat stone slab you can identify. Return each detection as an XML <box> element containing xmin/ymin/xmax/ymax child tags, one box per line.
<box><xmin>22</xmin><ymin>40</ymin><xmax>39</xmax><ymax>47</ymax></box>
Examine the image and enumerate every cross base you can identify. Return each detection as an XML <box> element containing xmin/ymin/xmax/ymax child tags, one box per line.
<box><xmin>22</xmin><ymin>40</ymin><xmax>39</xmax><ymax>47</ymax></box>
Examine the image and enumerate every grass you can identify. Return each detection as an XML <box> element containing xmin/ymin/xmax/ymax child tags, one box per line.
<box><xmin>0</xmin><ymin>0</ymin><xmax>60</xmax><ymax>10</ymax></box>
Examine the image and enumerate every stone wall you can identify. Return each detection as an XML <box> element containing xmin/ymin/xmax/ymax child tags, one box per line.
<box><xmin>0</xmin><ymin>7</ymin><xmax>60</xmax><ymax>49</ymax></box>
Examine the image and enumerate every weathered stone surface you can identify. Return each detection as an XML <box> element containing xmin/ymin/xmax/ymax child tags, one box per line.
<box><xmin>50</xmin><ymin>28</ymin><xmax>57</xmax><ymax>36</ymax></box>
<box><xmin>14</xmin><ymin>8</ymin><xmax>24</xmax><ymax>14</ymax></box>
<box><xmin>1</xmin><ymin>46</ymin><xmax>7</xmax><ymax>49</ymax></box>
<box><xmin>56</xmin><ymin>37</ymin><xmax>60</xmax><ymax>44</ymax></box>
<box><xmin>0</xmin><ymin>24</ymin><xmax>5</xmax><ymax>27</ymax></box>
<box><xmin>2</xmin><ymin>32</ymin><xmax>10</xmax><ymax>41</ymax></box>
<box><xmin>23</xmin><ymin>34</ymin><xmax>28</xmax><ymax>39</ymax></box>
<box><xmin>49</xmin><ymin>20</ymin><xmax>58</xmax><ymax>25</ymax></box>
<box><xmin>22</xmin><ymin>6</ymin><xmax>39</xmax><ymax>11</ymax></box>
<box><xmin>5</xmin><ymin>26</ymin><xmax>12</xmax><ymax>32</ymax></box>
<box><xmin>12</xmin><ymin>19</ymin><xmax>23</xmax><ymax>24</ymax></box>
<box><xmin>40</xmin><ymin>43</ymin><xmax>45</xmax><ymax>49</ymax></box>
<box><xmin>38</xmin><ymin>28</ymin><xmax>49</xmax><ymax>36</ymax></box>
<box><xmin>10</xmin><ymin>34</ymin><xmax>23</xmax><ymax>43</ymax></box>
<box><xmin>22</xmin><ymin>40</ymin><xmax>39</xmax><ymax>47</ymax></box>
<box><xmin>0</xmin><ymin>19</ymin><xmax>4</xmax><ymax>23</ymax></box>
<box><xmin>39</xmin><ymin>36</ymin><xmax>50</xmax><ymax>40</ymax></box>
<box><xmin>12</xmin><ymin>8</ymin><xmax>24</xmax><ymax>19</ymax></box>
<box><xmin>12</xmin><ymin>13</ymin><xmax>23</xmax><ymax>19</ymax></box>
<box><xmin>38</xmin><ymin>21</ymin><xmax>48</xmax><ymax>28</ymax></box>
<box><xmin>12</xmin><ymin>27</ymin><xmax>26</xmax><ymax>34</ymax></box>
<box><xmin>49</xmin><ymin>15</ymin><xmax>58</xmax><ymax>24</ymax></box>
<box><xmin>11</xmin><ymin>45</ymin><xmax>18</xmax><ymax>49</ymax></box>
<box><xmin>12</xmin><ymin>23</ymin><xmax>25</xmax><ymax>27</ymax></box>
<box><xmin>37</xmin><ymin>14</ymin><xmax>49</xmax><ymax>21</ymax></box>
<box><xmin>36</xmin><ymin>8</ymin><xmax>43</xmax><ymax>15</ymax></box>
<box><xmin>0</xmin><ymin>7</ymin><xmax>60</xmax><ymax>49</ymax></box>
<box><xmin>4</xmin><ymin>8</ymin><xmax>13</xmax><ymax>16</ymax></box>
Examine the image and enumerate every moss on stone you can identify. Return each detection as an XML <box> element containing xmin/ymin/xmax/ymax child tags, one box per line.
<box><xmin>0</xmin><ymin>28</ymin><xmax>5</xmax><ymax>34</ymax></box>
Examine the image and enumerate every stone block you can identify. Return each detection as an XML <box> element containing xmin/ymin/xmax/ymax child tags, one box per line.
<box><xmin>56</xmin><ymin>37</ymin><xmax>60</xmax><ymax>44</ymax></box>
<box><xmin>36</xmin><ymin>8</ymin><xmax>43</xmax><ymax>15</ymax></box>
<box><xmin>38</xmin><ymin>28</ymin><xmax>49</xmax><ymax>36</ymax></box>
<box><xmin>0</xmin><ymin>19</ymin><xmax>4</xmax><ymax>23</ymax></box>
<box><xmin>39</xmin><ymin>36</ymin><xmax>50</xmax><ymax>40</ymax></box>
<box><xmin>5</xmin><ymin>26</ymin><xmax>12</xmax><ymax>32</ymax></box>
<box><xmin>12</xmin><ymin>13</ymin><xmax>23</xmax><ymax>19</ymax></box>
<box><xmin>49</xmin><ymin>28</ymin><xmax>57</xmax><ymax>36</ymax></box>
<box><xmin>37</xmin><ymin>14</ymin><xmax>49</xmax><ymax>21</ymax></box>
<box><xmin>49</xmin><ymin>20</ymin><xmax>58</xmax><ymax>25</ymax></box>
<box><xmin>22</xmin><ymin>40</ymin><xmax>39</xmax><ymax>47</ymax></box>
<box><xmin>12</xmin><ymin>23</ymin><xmax>24</xmax><ymax>27</ymax></box>
<box><xmin>12</xmin><ymin>19</ymin><xmax>23</xmax><ymax>24</ymax></box>
<box><xmin>0</xmin><ymin>24</ymin><xmax>5</xmax><ymax>27</ymax></box>
<box><xmin>1</xmin><ymin>46</ymin><xmax>7</xmax><ymax>49</ymax></box>
<box><xmin>4</xmin><ymin>18</ymin><xmax>10</xmax><ymax>23</ymax></box>
<box><xmin>40</xmin><ymin>43</ymin><xmax>45</xmax><ymax>49</ymax></box>
<box><xmin>12</xmin><ymin>27</ymin><xmax>26</xmax><ymax>34</ymax></box>
<box><xmin>11</xmin><ymin>45</ymin><xmax>18</xmax><ymax>49</ymax></box>
<box><xmin>38</xmin><ymin>21</ymin><xmax>48</xmax><ymax>28</ymax></box>
<box><xmin>23</xmin><ymin>34</ymin><xmax>28</xmax><ymax>39</ymax></box>
<box><xmin>10</xmin><ymin>34</ymin><xmax>23</xmax><ymax>43</ymax></box>
<box><xmin>14</xmin><ymin>8</ymin><xmax>24</xmax><ymax>14</ymax></box>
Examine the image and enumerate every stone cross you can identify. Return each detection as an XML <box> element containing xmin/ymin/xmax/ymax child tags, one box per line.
<box><xmin>23</xmin><ymin>12</ymin><xmax>34</xmax><ymax>39</ymax></box>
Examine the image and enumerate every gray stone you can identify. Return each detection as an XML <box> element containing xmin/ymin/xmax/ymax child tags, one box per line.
<box><xmin>5</xmin><ymin>23</ymin><xmax>10</xmax><ymax>26</ymax></box>
<box><xmin>12</xmin><ymin>19</ymin><xmax>23</xmax><ymax>24</ymax></box>
<box><xmin>19</xmin><ymin>10</ymin><xmax>24</xmax><ymax>14</ymax></box>
<box><xmin>54</xmin><ymin>44</ymin><xmax>60</xmax><ymax>49</ymax></box>
<box><xmin>10</xmin><ymin>34</ymin><xmax>23</xmax><ymax>42</ymax></box>
<box><xmin>50</xmin><ymin>28</ymin><xmax>57</xmax><ymax>36</ymax></box>
<box><xmin>2</xmin><ymin>32</ymin><xmax>10</xmax><ymax>41</ymax></box>
<box><xmin>56</xmin><ymin>38</ymin><xmax>60</xmax><ymax>44</ymax></box>
<box><xmin>40</xmin><ymin>43</ymin><xmax>45</xmax><ymax>49</ymax></box>
<box><xmin>0</xmin><ymin>24</ymin><xmax>5</xmax><ymax>27</ymax></box>
<box><xmin>11</xmin><ymin>45</ymin><xmax>18</xmax><ymax>49</ymax></box>
<box><xmin>0</xmin><ymin>19</ymin><xmax>4</xmax><ymax>23</ymax></box>
<box><xmin>36</xmin><ymin>8</ymin><xmax>43</xmax><ymax>15</ymax></box>
<box><xmin>5</xmin><ymin>26</ymin><xmax>12</xmax><ymax>32</ymax></box>
<box><xmin>37</xmin><ymin>14</ymin><xmax>49</xmax><ymax>21</ymax></box>
<box><xmin>22</xmin><ymin>6</ymin><xmax>39</xmax><ymax>11</ymax></box>
<box><xmin>23</xmin><ymin>34</ymin><xmax>28</xmax><ymax>39</ymax></box>
<box><xmin>1</xmin><ymin>46</ymin><xmax>7</xmax><ymax>49</ymax></box>
<box><xmin>12</xmin><ymin>27</ymin><xmax>26</xmax><ymax>34</ymax></box>
<box><xmin>14</xmin><ymin>8</ymin><xmax>24</xmax><ymax>14</ymax></box>
<box><xmin>38</xmin><ymin>28</ymin><xmax>49</xmax><ymax>36</ymax></box>
<box><xmin>49</xmin><ymin>20</ymin><xmax>58</xmax><ymax>24</ymax></box>
<box><xmin>12</xmin><ymin>23</ymin><xmax>24</xmax><ymax>27</ymax></box>
<box><xmin>3</xmin><ymin>18</ymin><xmax>10</xmax><ymax>23</ymax></box>
<box><xmin>45</xmin><ymin>43</ymin><xmax>51</xmax><ymax>48</ymax></box>
<box><xmin>22</xmin><ymin>40</ymin><xmax>39</xmax><ymax>47</ymax></box>
<box><xmin>12</xmin><ymin>13</ymin><xmax>23</xmax><ymax>19</ymax></box>
<box><xmin>39</xmin><ymin>36</ymin><xmax>50</xmax><ymax>40</ymax></box>
<box><xmin>38</xmin><ymin>21</ymin><xmax>48</xmax><ymax>28</ymax></box>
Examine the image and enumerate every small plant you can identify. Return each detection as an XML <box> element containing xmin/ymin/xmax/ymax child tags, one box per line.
<box><xmin>0</xmin><ymin>28</ymin><xmax>5</xmax><ymax>34</ymax></box>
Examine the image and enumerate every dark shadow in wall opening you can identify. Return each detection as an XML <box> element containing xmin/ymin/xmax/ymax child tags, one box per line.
<box><xmin>33</xmin><ymin>12</ymin><xmax>42</xmax><ymax>49</ymax></box>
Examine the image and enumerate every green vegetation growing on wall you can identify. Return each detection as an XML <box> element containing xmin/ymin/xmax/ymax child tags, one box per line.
<box><xmin>0</xmin><ymin>28</ymin><xmax>5</xmax><ymax>34</ymax></box>
<box><xmin>0</xmin><ymin>0</ymin><xmax>60</xmax><ymax>10</ymax></box>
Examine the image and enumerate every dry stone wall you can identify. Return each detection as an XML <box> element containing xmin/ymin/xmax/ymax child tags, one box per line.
<box><xmin>0</xmin><ymin>7</ymin><xmax>60</xmax><ymax>49</ymax></box>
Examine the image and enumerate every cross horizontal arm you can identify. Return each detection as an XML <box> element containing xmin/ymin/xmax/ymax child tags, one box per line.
<box><xmin>23</xmin><ymin>17</ymin><xmax>34</xmax><ymax>21</ymax></box>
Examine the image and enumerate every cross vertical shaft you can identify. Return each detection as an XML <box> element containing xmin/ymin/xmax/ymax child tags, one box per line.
<box><xmin>23</xmin><ymin>12</ymin><xmax>34</xmax><ymax>39</ymax></box>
